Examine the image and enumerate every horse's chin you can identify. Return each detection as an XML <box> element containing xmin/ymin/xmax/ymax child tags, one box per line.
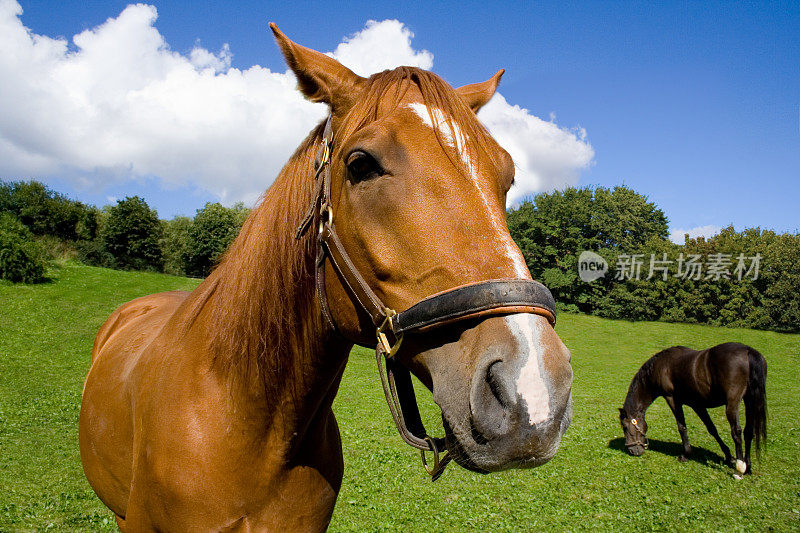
<box><xmin>441</xmin><ymin>404</ymin><xmax>570</xmax><ymax>473</ymax></box>
<box><xmin>626</xmin><ymin>445</ymin><xmax>645</xmax><ymax>457</ymax></box>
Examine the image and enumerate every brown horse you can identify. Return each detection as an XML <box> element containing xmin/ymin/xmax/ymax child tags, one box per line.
<box><xmin>619</xmin><ymin>342</ymin><xmax>766</xmax><ymax>475</ymax></box>
<box><xmin>79</xmin><ymin>25</ymin><xmax>573</xmax><ymax>531</ymax></box>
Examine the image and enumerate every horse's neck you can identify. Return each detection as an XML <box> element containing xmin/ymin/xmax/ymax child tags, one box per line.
<box><xmin>624</xmin><ymin>372</ymin><xmax>656</xmax><ymax>415</ymax></box>
<box><xmin>196</xmin><ymin>246</ymin><xmax>348</xmax><ymax>451</ymax></box>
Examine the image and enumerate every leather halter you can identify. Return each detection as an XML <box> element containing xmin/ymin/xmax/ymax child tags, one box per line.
<box><xmin>296</xmin><ymin>116</ymin><xmax>558</xmax><ymax>479</ymax></box>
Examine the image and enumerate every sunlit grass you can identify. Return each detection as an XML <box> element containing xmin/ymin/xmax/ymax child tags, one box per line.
<box><xmin>1</xmin><ymin>263</ymin><xmax>798</xmax><ymax>531</ymax></box>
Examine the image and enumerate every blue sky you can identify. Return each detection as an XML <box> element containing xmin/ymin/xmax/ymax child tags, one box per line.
<box><xmin>7</xmin><ymin>0</ymin><xmax>800</xmax><ymax>240</ymax></box>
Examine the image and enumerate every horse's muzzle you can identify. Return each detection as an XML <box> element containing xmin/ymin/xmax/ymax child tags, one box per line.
<box><xmin>459</xmin><ymin>362</ymin><xmax>572</xmax><ymax>471</ymax></box>
<box><xmin>446</xmin><ymin>315</ymin><xmax>573</xmax><ymax>472</ymax></box>
<box><xmin>626</xmin><ymin>444</ymin><xmax>645</xmax><ymax>456</ymax></box>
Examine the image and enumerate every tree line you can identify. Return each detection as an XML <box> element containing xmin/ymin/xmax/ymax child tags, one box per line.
<box><xmin>507</xmin><ymin>186</ymin><xmax>799</xmax><ymax>333</ymax></box>
<box><xmin>0</xmin><ymin>180</ymin><xmax>248</xmax><ymax>282</ymax></box>
<box><xmin>2</xmin><ymin>180</ymin><xmax>797</xmax><ymax>333</ymax></box>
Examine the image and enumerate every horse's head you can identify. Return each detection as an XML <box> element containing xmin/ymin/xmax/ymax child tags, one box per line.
<box><xmin>272</xmin><ymin>25</ymin><xmax>572</xmax><ymax>473</ymax></box>
<box><xmin>618</xmin><ymin>408</ymin><xmax>648</xmax><ymax>456</ymax></box>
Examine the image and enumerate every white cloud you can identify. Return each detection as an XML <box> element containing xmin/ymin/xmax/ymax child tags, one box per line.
<box><xmin>329</xmin><ymin>19</ymin><xmax>433</xmax><ymax>76</ymax></box>
<box><xmin>0</xmin><ymin>2</ymin><xmax>593</xmax><ymax>209</ymax></box>
<box><xmin>0</xmin><ymin>1</ymin><xmax>326</xmax><ymax>206</ymax></box>
<box><xmin>189</xmin><ymin>42</ymin><xmax>232</xmax><ymax>73</ymax></box>
<box><xmin>669</xmin><ymin>224</ymin><xmax>722</xmax><ymax>244</ymax></box>
<box><xmin>478</xmin><ymin>95</ymin><xmax>595</xmax><ymax>204</ymax></box>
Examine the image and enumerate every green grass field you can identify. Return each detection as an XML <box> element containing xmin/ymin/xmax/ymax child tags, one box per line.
<box><xmin>1</xmin><ymin>264</ymin><xmax>798</xmax><ymax>531</ymax></box>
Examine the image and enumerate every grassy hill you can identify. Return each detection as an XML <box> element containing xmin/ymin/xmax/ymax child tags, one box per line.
<box><xmin>1</xmin><ymin>264</ymin><xmax>798</xmax><ymax>531</ymax></box>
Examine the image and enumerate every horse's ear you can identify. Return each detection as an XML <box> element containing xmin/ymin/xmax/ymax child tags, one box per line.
<box><xmin>270</xmin><ymin>23</ymin><xmax>365</xmax><ymax>113</ymax></box>
<box><xmin>456</xmin><ymin>69</ymin><xmax>504</xmax><ymax>112</ymax></box>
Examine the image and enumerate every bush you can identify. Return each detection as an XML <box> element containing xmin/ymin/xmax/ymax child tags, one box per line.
<box><xmin>74</xmin><ymin>238</ymin><xmax>114</xmax><ymax>268</ymax></box>
<box><xmin>0</xmin><ymin>211</ymin><xmax>31</xmax><ymax>237</ymax></box>
<box><xmin>36</xmin><ymin>234</ymin><xmax>79</xmax><ymax>263</ymax></box>
<box><xmin>0</xmin><ymin>213</ymin><xmax>47</xmax><ymax>283</ymax></box>
<box><xmin>0</xmin><ymin>180</ymin><xmax>93</xmax><ymax>241</ymax></box>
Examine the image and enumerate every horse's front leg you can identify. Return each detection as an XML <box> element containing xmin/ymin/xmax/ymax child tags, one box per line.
<box><xmin>664</xmin><ymin>396</ymin><xmax>691</xmax><ymax>461</ymax></box>
<box><xmin>726</xmin><ymin>402</ymin><xmax>746</xmax><ymax>474</ymax></box>
<box><xmin>692</xmin><ymin>406</ymin><xmax>732</xmax><ymax>464</ymax></box>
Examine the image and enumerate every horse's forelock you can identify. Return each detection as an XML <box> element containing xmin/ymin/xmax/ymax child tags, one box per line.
<box><xmin>338</xmin><ymin>66</ymin><xmax>500</xmax><ymax>171</ymax></box>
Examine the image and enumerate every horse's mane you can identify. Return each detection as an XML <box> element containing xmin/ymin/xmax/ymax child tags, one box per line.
<box><xmin>190</xmin><ymin>66</ymin><xmax>492</xmax><ymax>400</ymax></box>
<box><xmin>632</xmin><ymin>356</ymin><xmax>656</xmax><ymax>388</ymax></box>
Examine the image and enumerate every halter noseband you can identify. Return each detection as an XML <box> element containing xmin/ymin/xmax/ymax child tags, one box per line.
<box><xmin>626</xmin><ymin>418</ymin><xmax>649</xmax><ymax>450</ymax></box>
<box><xmin>296</xmin><ymin>116</ymin><xmax>558</xmax><ymax>480</ymax></box>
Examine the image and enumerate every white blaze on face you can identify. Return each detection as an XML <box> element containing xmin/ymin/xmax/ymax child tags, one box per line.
<box><xmin>406</xmin><ymin>103</ymin><xmax>529</xmax><ymax>278</ymax></box>
<box><xmin>506</xmin><ymin>314</ymin><xmax>551</xmax><ymax>425</ymax></box>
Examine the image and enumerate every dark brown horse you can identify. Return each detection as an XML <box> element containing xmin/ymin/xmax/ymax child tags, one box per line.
<box><xmin>79</xmin><ymin>25</ymin><xmax>573</xmax><ymax>531</ymax></box>
<box><xmin>619</xmin><ymin>342</ymin><xmax>766</xmax><ymax>475</ymax></box>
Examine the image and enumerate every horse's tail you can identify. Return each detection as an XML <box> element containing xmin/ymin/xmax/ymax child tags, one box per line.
<box><xmin>745</xmin><ymin>347</ymin><xmax>767</xmax><ymax>456</ymax></box>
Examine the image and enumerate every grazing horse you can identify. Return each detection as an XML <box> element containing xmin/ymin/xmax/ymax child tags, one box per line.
<box><xmin>79</xmin><ymin>24</ymin><xmax>573</xmax><ymax>531</ymax></box>
<box><xmin>619</xmin><ymin>342</ymin><xmax>766</xmax><ymax>474</ymax></box>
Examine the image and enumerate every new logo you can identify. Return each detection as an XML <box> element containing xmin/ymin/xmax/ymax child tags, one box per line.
<box><xmin>578</xmin><ymin>251</ymin><xmax>608</xmax><ymax>282</ymax></box>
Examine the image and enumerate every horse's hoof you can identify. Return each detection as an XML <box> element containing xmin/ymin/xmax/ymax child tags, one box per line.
<box><xmin>678</xmin><ymin>455</ymin><xmax>689</xmax><ymax>462</ymax></box>
<box><xmin>733</xmin><ymin>473</ymin><xmax>743</xmax><ymax>480</ymax></box>
<box><xmin>736</xmin><ymin>459</ymin><xmax>747</xmax><ymax>474</ymax></box>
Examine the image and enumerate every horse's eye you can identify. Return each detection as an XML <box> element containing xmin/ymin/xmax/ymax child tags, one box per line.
<box><xmin>346</xmin><ymin>151</ymin><xmax>383</xmax><ymax>182</ymax></box>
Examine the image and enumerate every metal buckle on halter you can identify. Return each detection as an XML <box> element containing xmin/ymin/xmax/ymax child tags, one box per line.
<box><xmin>630</xmin><ymin>418</ymin><xmax>649</xmax><ymax>449</ymax></box>
<box><xmin>377</xmin><ymin>309</ymin><xmax>403</xmax><ymax>358</ymax></box>
<box><xmin>316</xmin><ymin>138</ymin><xmax>330</xmax><ymax>171</ymax></box>
<box><xmin>318</xmin><ymin>202</ymin><xmax>333</xmax><ymax>235</ymax></box>
<box><xmin>420</xmin><ymin>436</ymin><xmax>451</xmax><ymax>480</ymax></box>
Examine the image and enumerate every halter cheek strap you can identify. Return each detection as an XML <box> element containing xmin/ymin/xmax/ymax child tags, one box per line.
<box><xmin>296</xmin><ymin>116</ymin><xmax>558</xmax><ymax>480</ymax></box>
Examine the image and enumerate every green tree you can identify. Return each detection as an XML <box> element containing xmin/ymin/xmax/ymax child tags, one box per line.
<box><xmin>160</xmin><ymin>216</ymin><xmax>192</xmax><ymax>276</ymax></box>
<box><xmin>183</xmin><ymin>202</ymin><xmax>249</xmax><ymax>277</ymax></box>
<box><xmin>591</xmin><ymin>186</ymin><xmax>669</xmax><ymax>249</ymax></box>
<box><xmin>760</xmin><ymin>232</ymin><xmax>800</xmax><ymax>332</ymax></box>
<box><xmin>101</xmin><ymin>196</ymin><xmax>163</xmax><ymax>271</ymax></box>
<box><xmin>507</xmin><ymin>186</ymin><xmax>669</xmax><ymax>312</ymax></box>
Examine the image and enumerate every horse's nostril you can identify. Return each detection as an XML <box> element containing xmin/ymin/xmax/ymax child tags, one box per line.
<box><xmin>470</xmin><ymin>358</ymin><xmax>515</xmax><ymax>440</ymax></box>
<box><xmin>486</xmin><ymin>361</ymin><xmax>511</xmax><ymax>409</ymax></box>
